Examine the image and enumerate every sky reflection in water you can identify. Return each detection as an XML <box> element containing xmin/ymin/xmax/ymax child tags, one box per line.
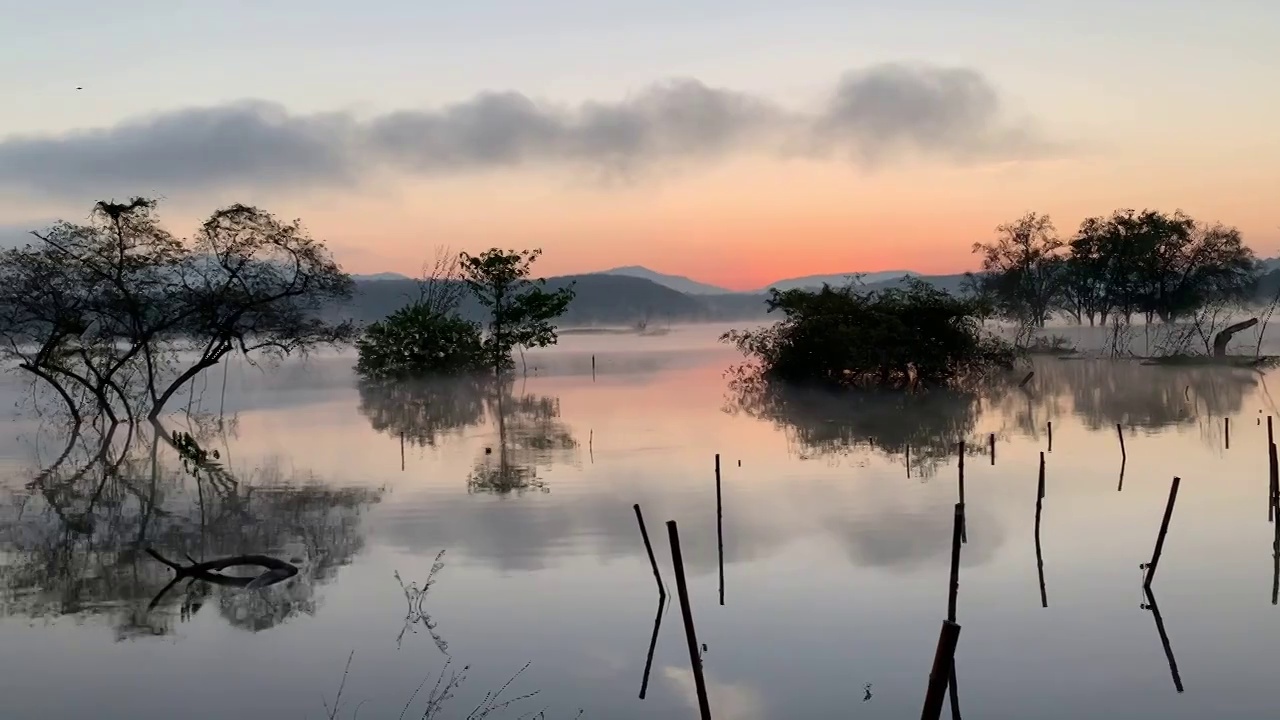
<box><xmin>1</xmin><ymin>325</ymin><xmax>1278</xmax><ymax>719</ymax></box>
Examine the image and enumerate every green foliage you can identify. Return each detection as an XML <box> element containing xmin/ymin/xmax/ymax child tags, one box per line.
<box><xmin>971</xmin><ymin>208</ymin><xmax>1258</xmax><ymax>327</ymax></box>
<box><xmin>355</xmin><ymin>304</ymin><xmax>486</xmax><ymax>379</ymax></box>
<box><xmin>723</xmin><ymin>278</ymin><xmax>1016</xmax><ymax>390</ymax></box>
<box><xmin>460</xmin><ymin>248</ymin><xmax>575</xmax><ymax>372</ymax></box>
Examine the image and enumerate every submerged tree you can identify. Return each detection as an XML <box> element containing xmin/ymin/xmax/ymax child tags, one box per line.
<box><xmin>723</xmin><ymin>278</ymin><xmax>1016</xmax><ymax>390</ymax></box>
<box><xmin>975</xmin><ymin>207</ymin><xmax>1258</xmax><ymax>332</ymax></box>
<box><xmin>0</xmin><ymin>199</ymin><xmax>355</xmax><ymax>422</ymax></box>
<box><xmin>355</xmin><ymin>245</ymin><xmax>485</xmax><ymax>379</ymax></box>
<box><xmin>460</xmin><ymin>248</ymin><xmax>575</xmax><ymax>373</ymax></box>
<box><xmin>971</xmin><ymin>212</ymin><xmax>1065</xmax><ymax>329</ymax></box>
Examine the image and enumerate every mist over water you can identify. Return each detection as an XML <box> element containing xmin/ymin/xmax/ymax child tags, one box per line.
<box><xmin>2</xmin><ymin>323</ymin><xmax>1279</xmax><ymax>719</ymax></box>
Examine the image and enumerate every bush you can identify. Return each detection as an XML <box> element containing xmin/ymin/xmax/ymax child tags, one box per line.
<box><xmin>355</xmin><ymin>305</ymin><xmax>486</xmax><ymax>379</ymax></box>
<box><xmin>723</xmin><ymin>278</ymin><xmax>1016</xmax><ymax>389</ymax></box>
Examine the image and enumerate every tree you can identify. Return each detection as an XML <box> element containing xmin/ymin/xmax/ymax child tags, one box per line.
<box><xmin>354</xmin><ymin>244</ymin><xmax>490</xmax><ymax>380</ymax></box>
<box><xmin>971</xmin><ymin>212</ymin><xmax>1065</xmax><ymax>328</ymax></box>
<box><xmin>0</xmin><ymin>198</ymin><xmax>355</xmax><ymax>422</ymax></box>
<box><xmin>355</xmin><ymin>304</ymin><xmax>485</xmax><ymax>379</ymax></box>
<box><xmin>459</xmin><ymin>249</ymin><xmax>575</xmax><ymax>373</ymax></box>
<box><xmin>722</xmin><ymin>278</ymin><xmax>1016</xmax><ymax>390</ymax></box>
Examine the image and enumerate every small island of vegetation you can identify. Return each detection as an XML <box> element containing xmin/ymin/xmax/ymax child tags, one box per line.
<box><xmin>354</xmin><ymin>247</ymin><xmax>575</xmax><ymax>380</ymax></box>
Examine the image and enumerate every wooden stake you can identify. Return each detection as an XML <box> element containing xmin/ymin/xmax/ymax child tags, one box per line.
<box><xmin>1047</xmin><ymin>421</ymin><xmax>1053</xmax><ymax>452</ymax></box>
<box><xmin>716</xmin><ymin>453</ymin><xmax>724</xmax><ymax>606</ymax></box>
<box><xmin>921</xmin><ymin>621</ymin><xmax>962</xmax><ymax>720</ymax></box>
<box><xmin>948</xmin><ymin>503</ymin><xmax>962</xmax><ymax>623</ymax></box>
<box><xmin>1142</xmin><ymin>477</ymin><xmax>1182</xmax><ymax>589</ymax></box>
<box><xmin>957</xmin><ymin>442</ymin><xmax>967</xmax><ymax>544</ymax></box>
<box><xmin>1264</xmin><ymin>438</ymin><xmax>1274</xmax><ymax>520</ymax></box>
<box><xmin>667</xmin><ymin>520</ymin><xmax>712</xmax><ymax>720</ymax></box>
<box><xmin>1035</xmin><ymin>452</ymin><xmax>1047</xmax><ymax>608</ymax></box>
<box><xmin>1038</xmin><ymin>451</ymin><xmax>1046</xmax><ymax>500</ymax></box>
<box><xmin>1224</xmin><ymin>416</ymin><xmax>1230</xmax><ymax>450</ymax></box>
<box><xmin>1117</xmin><ymin>423</ymin><xmax>1126</xmax><ymax>461</ymax></box>
<box><xmin>592</xmin><ymin>354</ymin><xmax>596</xmax><ymax>381</ymax></box>
<box><xmin>400</xmin><ymin>432</ymin><xmax>405</xmax><ymax>471</ymax></box>
<box><xmin>989</xmin><ymin>433</ymin><xmax>995</xmax><ymax>465</ymax></box>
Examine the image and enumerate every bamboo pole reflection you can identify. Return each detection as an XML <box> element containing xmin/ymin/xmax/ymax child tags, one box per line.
<box><xmin>1140</xmin><ymin>586</ymin><xmax>1185</xmax><ymax>693</ymax></box>
<box><xmin>638</xmin><ymin>594</ymin><xmax>666</xmax><ymax>699</ymax></box>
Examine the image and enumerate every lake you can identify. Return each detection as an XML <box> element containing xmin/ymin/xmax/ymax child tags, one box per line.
<box><xmin>2</xmin><ymin>323</ymin><xmax>1279</xmax><ymax>719</ymax></box>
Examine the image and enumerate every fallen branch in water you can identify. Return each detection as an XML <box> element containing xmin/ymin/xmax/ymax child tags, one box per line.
<box><xmin>145</xmin><ymin>547</ymin><xmax>299</xmax><ymax>609</ymax></box>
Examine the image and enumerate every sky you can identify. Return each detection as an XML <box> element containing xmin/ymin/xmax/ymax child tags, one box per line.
<box><xmin>1</xmin><ymin>0</ymin><xmax>1277</xmax><ymax>290</ymax></box>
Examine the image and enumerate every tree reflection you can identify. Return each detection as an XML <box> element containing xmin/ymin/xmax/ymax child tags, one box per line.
<box><xmin>357</xmin><ymin>374</ymin><xmax>578</xmax><ymax>493</ymax></box>
<box><xmin>992</xmin><ymin>358</ymin><xmax>1261</xmax><ymax>440</ymax></box>
<box><xmin>0</xmin><ymin>418</ymin><xmax>381</xmax><ymax>637</ymax></box>
<box><xmin>468</xmin><ymin>385</ymin><xmax>579</xmax><ymax>494</ymax></box>
<box><xmin>357</xmin><ymin>375</ymin><xmax>488</xmax><ymax>448</ymax></box>
<box><xmin>726</xmin><ymin>374</ymin><xmax>1008</xmax><ymax>476</ymax></box>
<box><xmin>728</xmin><ymin>358</ymin><xmax>1264</xmax><ymax>468</ymax></box>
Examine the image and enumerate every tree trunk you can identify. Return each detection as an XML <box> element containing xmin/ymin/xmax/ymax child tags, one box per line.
<box><xmin>1214</xmin><ymin>318</ymin><xmax>1259</xmax><ymax>357</ymax></box>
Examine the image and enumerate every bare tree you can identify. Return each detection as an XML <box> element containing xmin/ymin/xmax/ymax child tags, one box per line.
<box><xmin>0</xmin><ymin>198</ymin><xmax>355</xmax><ymax>422</ymax></box>
<box><xmin>416</xmin><ymin>245</ymin><xmax>466</xmax><ymax>315</ymax></box>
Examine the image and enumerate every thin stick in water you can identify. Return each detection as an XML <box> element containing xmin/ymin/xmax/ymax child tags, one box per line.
<box><xmin>716</xmin><ymin>453</ymin><xmax>724</xmax><ymax>606</ymax></box>
<box><xmin>1035</xmin><ymin>452</ymin><xmax>1047</xmax><ymax>608</ymax></box>
<box><xmin>948</xmin><ymin>503</ymin><xmax>962</xmax><ymax>623</ymax></box>
<box><xmin>989</xmin><ymin>433</ymin><xmax>995</xmax><ymax>466</ymax></box>
<box><xmin>1224</xmin><ymin>416</ymin><xmax>1230</xmax><ymax>450</ymax></box>
<box><xmin>666</xmin><ymin>520</ymin><xmax>712</xmax><ymax>720</ymax></box>
<box><xmin>1117</xmin><ymin>423</ymin><xmax>1126</xmax><ymax>461</ymax></box>
<box><xmin>1269</xmin><ymin>417</ymin><xmax>1276</xmax><ymax>521</ymax></box>
<box><xmin>1047</xmin><ymin>421</ymin><xmax>1053</xmax><ymax>453</ymax></box>
<box><xmin>1142</xmin><ymin>477</ymin><xmax>1182</xmax><ymax>589</ymax></box>
<box><xmin>957</xmin><ymin>442</ymin><xmax>967</xmax><ymax>544</ymax></box>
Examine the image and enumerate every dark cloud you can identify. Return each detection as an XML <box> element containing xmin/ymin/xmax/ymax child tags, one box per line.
<box><xmin>814</xmin><ymin>63</ymin><xmax>1051</xmax><ymax>163</ymax></box>
<box><xmin>0</xmin><ymin>64</ymin><xmax>1053</xmax><ymax>199</ymax></box>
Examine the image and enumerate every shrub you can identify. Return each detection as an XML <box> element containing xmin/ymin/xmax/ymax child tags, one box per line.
<box><xmin>723</xmin><ymin>278</ymin><xmax>1016</xmax><ymax>389</ymax></box>
<box><xmin>355</xmin><ymin>305</ymin><xmax>486</xmax><ymax>379</ymax></box>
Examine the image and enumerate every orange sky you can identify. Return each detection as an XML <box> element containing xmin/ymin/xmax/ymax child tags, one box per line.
<box><xmin>2</xmin><ymin>3</ymin><xmax>1278</xmax><ymax>290</ymax></box>
<box><xmin>298</xmin><ymin>151</ymin><xmax>1280</xmax><ymax>290</ymax></box>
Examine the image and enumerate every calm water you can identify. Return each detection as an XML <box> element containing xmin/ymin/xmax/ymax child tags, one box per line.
<box><xmin>2</xmin><ymin>324</ymin><xmax>1280</xmax><ymax>719</ymax></box>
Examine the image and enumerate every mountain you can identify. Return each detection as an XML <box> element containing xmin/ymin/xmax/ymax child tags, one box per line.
<box><xmin>757</xmin><ymin>270</ymin><xmax>918</xmax><ymax>292</ymax></box>
<box><xmin>599</xmin><ymin>265</ymin><xmax>731</xmax><ymax>295</ymax></box>
<box><xmin>858</xmin><ymin>272</ymin><xmax>971</xmax><ymax>295</ymax></box>
<box><xmin>334</xmin><ymin>270</ymin><xmax>983</xmax><ymax>328</ymax></box>
<box><xmin>338</xmin><ymin>274</ymin><xmax>768</xmax><ymax>327</ymax></box>
<box><xmin>352</xmin><ymin>272</ymin><xmax>412</xmax><ymax>281</ymax></box>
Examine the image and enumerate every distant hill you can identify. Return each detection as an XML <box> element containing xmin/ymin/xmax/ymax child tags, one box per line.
<box><xmin>339</xmin><ymin>274</ymin><xmax>769</xmax><ymax>327</ymax></box>
<box><xmin>599</xmin><ymin>265</ymin><xmax>731</xmax><ymax>295</ymax></box>
<box><xmin>756</xmin><ymin>270</ymin><xmax>919</xmax><ymax>292</ymax></box>
<box><xmin>334</xmin><ymin>270</ymin><xmax>985</xmax><ymax>328</ymax></box>
<box><xmin>857</xmin><ymin>272</ymin><xmax>971</xmax><ymax>295</ymax></box>
<box><xmin>352</xmin><ymin>272</ymin><xmax>412</xmax><ymax>281</ymax></box>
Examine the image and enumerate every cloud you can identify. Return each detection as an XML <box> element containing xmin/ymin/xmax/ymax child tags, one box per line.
<box><xmin>0</xmin><ymin>63</ymin><xmax>1055</xmax><ymax>199</ymax></box>
<box><xmin>663</xmin><ymin>667</ymin><xmax>768</xmax><ymax>720</ymax></box>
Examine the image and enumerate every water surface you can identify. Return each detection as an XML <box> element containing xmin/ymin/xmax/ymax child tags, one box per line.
<box><xmin>2</xmin><ymin>324</ymin><xmax>1279</xmax><ymax>719</ymax></box>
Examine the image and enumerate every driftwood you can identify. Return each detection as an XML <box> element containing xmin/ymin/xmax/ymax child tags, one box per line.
<box><xmin>1214</xmin><ymin>318</ymin><xmax>1258</xmax><ymax>357</ymax></box>
<box><xmin>146</xmin><ymin>548</ymin><xmax>299</xmax><ymax>610</ymax></box>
